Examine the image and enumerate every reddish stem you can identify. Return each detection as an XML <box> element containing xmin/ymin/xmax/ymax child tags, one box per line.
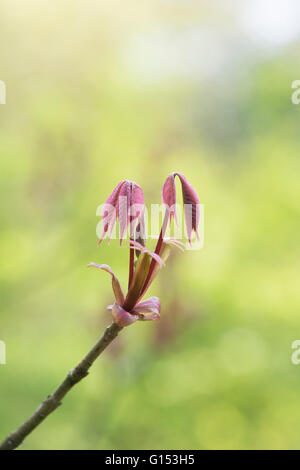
<box><xmin>128</xmin><ymin>183</ymin><xmax>135</xmax><ymax>289</ymax></box>
<box><xmin>128</xmin><ymin>215</ymin><xmax>135</xmax><ymax>289</ymax></box>
<box><xmin>128</xmin><ymin>240</ymin><xmax>134</xmax><ymax>289</ymax></box>
<box><xmin>139</xmin><ymin>210</ymin><xmax>169</xmax><ymax>297</ymax></box>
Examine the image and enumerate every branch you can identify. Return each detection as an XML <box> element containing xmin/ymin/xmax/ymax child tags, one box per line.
<box><xmin>0</xmin><ymin>322</ymin><xmax>123</xmax><ymax>450</ymax></box>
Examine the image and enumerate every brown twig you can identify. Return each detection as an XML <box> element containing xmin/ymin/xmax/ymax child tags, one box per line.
<box><xmin>0</xmin><ymin>322</ymin><xmax>123</xmax><ymax>450</ymax></box>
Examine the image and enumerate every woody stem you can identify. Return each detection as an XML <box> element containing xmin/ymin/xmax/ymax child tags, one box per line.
<box><xmin>0</xmin><ymin>322</ymin><xmax>123</xmax><ymax>451</ymax></box>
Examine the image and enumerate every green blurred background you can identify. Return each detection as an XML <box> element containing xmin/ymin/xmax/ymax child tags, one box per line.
<box><xmin>1</xmin><ymin>0</ymin><xmax>300</xmax><ymax>450</ymax></box>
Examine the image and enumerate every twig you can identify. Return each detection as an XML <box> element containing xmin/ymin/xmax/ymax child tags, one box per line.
<box><xmin>0</xmin><ymin>322</ymin><xmax>123</xmax><ymax>450</ymax></box>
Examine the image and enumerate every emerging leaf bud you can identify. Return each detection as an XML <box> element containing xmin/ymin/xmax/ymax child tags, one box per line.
<box><xmin>162</xmin><ymin>172</ymin><xmax>200</xmax><ymax>243</ymax></box>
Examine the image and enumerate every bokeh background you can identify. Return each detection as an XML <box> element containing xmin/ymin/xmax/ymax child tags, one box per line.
<box><xmin>1</xmin><ymin>0</ymin><xmax>300</xmax><ymax>450</ymax></box>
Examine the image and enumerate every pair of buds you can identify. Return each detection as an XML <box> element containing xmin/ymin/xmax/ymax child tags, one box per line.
<box><xmin>98</xmin><ymin>172</ymin><xmax>200</xmax><ymax>246</ymax></box>
<box><xmin>89</xmin><ymin>172</ymin><xmax>200</xmax><ymax>327</ymax></box>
